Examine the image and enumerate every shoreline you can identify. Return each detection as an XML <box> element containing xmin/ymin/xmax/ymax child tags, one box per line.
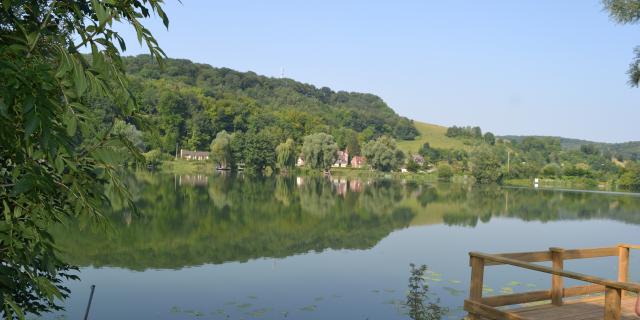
<box><xmin>155</xmin><ymin>160</ymin><xmax>639</xmax><ymax>195</ymax></box>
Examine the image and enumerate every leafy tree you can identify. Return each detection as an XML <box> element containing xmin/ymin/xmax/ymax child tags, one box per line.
<box><xmin>243</xmin><ymin>131</ymin><xmax>276</xmax><ymax>173</ymax></box>
<box><xmin>603</xmin><ymin>0</ymin><xmax>640</xmax><ymax>85</ymax></box>
<box><xmin>230</xmin><ymin>132</ymin><xmax>246</xmax><ymax>166</ymax></box>
<box><xmin>301</xmin><ymin>133</ymin><xmax>338</xmax><ymax>171</ymax></box>
<box><xmin>276</xmin><ymin>138</ymin><xmax>296</xmax><ymax>170</ymax></box>
<box><xmin>483</xmin><ymin>132</ymin><xmax>496</xmax><ymax>145</ymax></box>
<box><xmin>542</xmin><ymin>163</ymin><xmax>563</xmax><ymax>178</ymax></box>
<box><xmin>143</xmin><ymin>149</ymin><xmax>167</xmax><ymax>168</ymax></box>
<box><xmin>580</xmin><ymin>144</ymin><xmax>599</xmax><ymax>155</ymax></box>
<box><xmin>619</xmin><ymin>163</ymin><xmax>640</xmax><ymax>191</ymax></box>
<box><xmin>471</xmin><ymin>147</ymin><xmax>504</xmax><ymax>183</ymax></box>
<box><xmin>437</xmin><ymin>164</ymin><xmax>454</xmax><ymax>181</ymax></box>
<box><xmin>0</xmin><ymin>0</ymin><xmax>168</xmax><ymax>317</ymax></box>
<box><xmin>210</xmin><ymin>131</ymin><xmax>233</xmax><ymax>169</ymax></box>
<box><xmin>418</xmin><ymin>143</ymin><xmax>443</xmax><ymax>163</ymax></box>
<box><xmin>113</xmin><ymin>120</ymin><xmax>146</xmax><ymax>151</ymax></box>
<box><xmin>363</xmin><ymin>136</ymin><xmax>404</xmax><ymax>172</ymax></box>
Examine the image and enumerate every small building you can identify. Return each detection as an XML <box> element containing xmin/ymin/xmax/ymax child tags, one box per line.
<box><xmin>180</xmin><ymin>149</ymin><xmax>209</xmax><ymax>161</ymax></box>
<box><xmin>296</xmin><ymin>156</ymin><xmax>305</xmax><ymax>167</ymax></box>
<box><xmin>351</xmin><ymin>156</ymin><xmax>365</xmax><ymax>168</ymax></box>
<box><xmin>332</xmin><ymin>150</ymin><xmax>349</xmax><ymax>168</ymax></box>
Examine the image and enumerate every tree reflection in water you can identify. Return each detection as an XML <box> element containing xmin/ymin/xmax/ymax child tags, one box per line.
<box><xmin>50</xmin><ymin>171</ymin><xmax>640</xmax><ymax>271</ymax></box>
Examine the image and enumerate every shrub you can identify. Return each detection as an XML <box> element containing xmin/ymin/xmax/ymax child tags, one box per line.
<box><xmin>437</xmin><ymin>163</ymin><xmax>454</xmax><ymax>181</ymax></box>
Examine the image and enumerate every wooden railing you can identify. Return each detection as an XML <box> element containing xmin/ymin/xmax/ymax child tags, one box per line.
<box><xmin>465</xmin><ymin>244</ymin><xmax>640</xmax><ymax>320</ymax></box>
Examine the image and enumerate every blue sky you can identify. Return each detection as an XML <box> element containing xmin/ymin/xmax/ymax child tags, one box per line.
<box><xmin>115</xmin><ymin>0</ymin><xmax>639</xmax><ymax>142</ymax></box>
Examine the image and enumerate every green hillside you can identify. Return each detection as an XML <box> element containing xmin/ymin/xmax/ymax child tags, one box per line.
<box><xmin>397</xmin><ymin>121</ymin><xmax>470</xmax><ymax>154</ymax></box>
<box><xmin>502</xmin><ymin>135</ymin><xmax>640</xmax><ymax>160</ymax></box>
<box><xmin>113</xmin><ymin>55</ymin><xmax>418</xmax><ymax>155</ymax></box>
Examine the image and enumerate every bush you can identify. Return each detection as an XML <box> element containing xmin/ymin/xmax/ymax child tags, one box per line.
<box><xmin>437</xmin><ymin>163</ymin><xmax>454</xmax><ymax>181</ymax></box>
<box><xmin>471</xmin><ymin>147</ymin><xmax>503</xmax><ymax>184</ymax></box>
<box><xmin>541</xmin><ymin>163</ymin><xmax>562</xmax><ymax>177</ymax></box>
<box><xmin>144</xmin><ymin>149</ymin><xmax>168</xmax><ymax>167</ymax></box>
<box><xmin>619</xmin><ymin>164</ymin><xmax>640</xmax><ymax>191</ymax></box>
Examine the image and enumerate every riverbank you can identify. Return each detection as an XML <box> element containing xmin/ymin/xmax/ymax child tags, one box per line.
<box><xmin>503</xmin><ymin>177</ymin><xmax>614</xmax><ymax>191</ymax></box>
<box><xmin>157</xmin><ymin>159</ymin><xmax>215</xmax><ymax>174</ymax></box>
<box><xmin>155</xmin><ymin>160</ymin><xmax>638</xmax><ymax>194</ymax></box>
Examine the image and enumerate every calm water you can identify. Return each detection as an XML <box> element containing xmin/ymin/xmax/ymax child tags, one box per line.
<box><xmin>46</xmin><ymin>171</ymin><xmax>640</xmax><ymax>320</ymax></box>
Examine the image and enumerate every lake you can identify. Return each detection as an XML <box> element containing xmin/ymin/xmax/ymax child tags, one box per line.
<box><xmin>46</xmin><ymin>171</ymin><xmax>640</xmax><ymax>320</ymax></box>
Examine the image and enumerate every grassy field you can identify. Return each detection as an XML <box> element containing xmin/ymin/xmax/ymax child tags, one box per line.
<box><xmin>397</xmin><ymin>121</ymin><xmax>470</xmax><ymax>155</ymax></box>
<box><xmin>159</xmin><ymin>159</ymin><xmax>215</xmax><ymax>174</ymax></box>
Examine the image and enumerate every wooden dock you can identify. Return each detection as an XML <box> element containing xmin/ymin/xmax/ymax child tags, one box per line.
<box><xmin>464</xmin><ymin>244</ymin><xmax>640</xmax><ymax>320</ymax></box>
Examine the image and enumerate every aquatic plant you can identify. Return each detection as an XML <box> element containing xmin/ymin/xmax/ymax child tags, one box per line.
<box><xmin>405</xmin><ymin>263</ymin><xmax>447</xmax><ymax>320</ymax></box>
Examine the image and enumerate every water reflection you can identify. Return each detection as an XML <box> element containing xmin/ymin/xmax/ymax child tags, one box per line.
<box><xmin>51</xmin><ymin>172</ymin><xmax>640</xmax><ymax>271</ymax></box>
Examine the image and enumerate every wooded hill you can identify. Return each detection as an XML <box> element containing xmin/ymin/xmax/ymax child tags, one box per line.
<box><xmin>118</xmin><ymin>55</ymin><xmax>418</xmax><ymax>153</ymax></box>
<box><xmin>501</xmin><ymin>136</ymin><xmax>640</xmax><ymax>161</ymax></box>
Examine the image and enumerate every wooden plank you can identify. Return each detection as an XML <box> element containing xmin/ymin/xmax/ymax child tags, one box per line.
<box><xmin>484</xmin><ymin>251</ymin><xmax>551</xmax><ymax>266</ymax></box>
<box><xmin>604</xmin><ymin>286</ymin><xmax>622</xmax><ymax>320</ymax></box>
<box><xmin>563</xmin><ymin>284</ymin><xmax>604</xmax><ymax>297</ymax></box>
<box><xmin>469</xmin><ymin>252</ymin><xmax>640</xmax><ymax>293</ymax></box>
<box><xmin>482</xmin><ymin>290</ymin><xmax>550</xmax><ymax>307</ymax></box>
<box><xmin>618</xmin><ymin>243</ymin><xmax>640</xmax><ymax>250</ymax></box>
<box><xmin>484</xmin><ymin>247</ymin><xmax>619</xmax><ymax>266</ymax></box>
<box><xmin>563</xmin><ymin>247</ymin><xmax>618</xmax><ymax>260</ymax></box>
<box><xmin>468</xmin><ymin>256</ymin><xmax>485</xmax><ymax>320</ymax></box>
<box><xmin>551</xmin><ymin>247</ymin><xmax>565</xmax><ymax>306</ymax></box>
<box><xmin>464</xmin><ymin>299</ymin><xmax>531</xmax><ymax>320</ymax></box>
<box><xmin>618</xmin><ymin>245</ymin><xmax>630</xmax><ymax>298</ymax></box>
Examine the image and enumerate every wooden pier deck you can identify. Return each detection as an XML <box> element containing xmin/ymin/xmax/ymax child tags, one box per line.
<box><xmin>464</xmin><ymin>244</ymin><xmax>640</xmax><ymax>320</ymax></box>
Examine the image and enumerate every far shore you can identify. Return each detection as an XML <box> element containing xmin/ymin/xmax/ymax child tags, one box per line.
<box><xmin>150</xmin><ymin>159</ymin><xmax>637</xmax><ymax>194</ymax></box>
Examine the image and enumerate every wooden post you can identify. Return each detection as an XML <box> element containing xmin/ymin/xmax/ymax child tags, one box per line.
<box><xmin>550</xmin><ymin>247</ymin><xmax>564</xmax><ymax>306</ymax></box>
<box><xmin>618</xmin><ymin>244</ymin><xmax>630</xmax><ymax>298</ymax></box>
<box><xmin>604</xmin><ymin>286</ymin><xmax>622</xmax><ymax>320</ymax></box>
<box><xmin>468</xmin><ymin>255</ymin><xmax>485</xmax><ymax>320</ymax></box>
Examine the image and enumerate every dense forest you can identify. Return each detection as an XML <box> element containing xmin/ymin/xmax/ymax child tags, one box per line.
<box><xmin>107</xmin><ymin>55</ymin><xmax>418</xmax><ymax>155</ymax></box>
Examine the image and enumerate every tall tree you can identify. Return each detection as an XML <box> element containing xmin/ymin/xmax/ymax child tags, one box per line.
<box><xmin>210</xmin><ymin>131</ymin><xmax>233</xmax><ymax>169</ymax></box>
<box><xmin>276</xmin><ymin>138</ymin><xmax>296</xmax><ymax>170</ymax></box>
<box><xmin>363</xmin><ymin>136</ymin><xmax>404</xmax><ymax>172</ymax></box>
<box><xmin>301</xmin><ymin>133</ymin><xmax>338</xmax><ymax>171</ymax></box>
<box><xmin>243</xmin><ymin>131</ymin><xmax>276</xmax><ymax>173</ymax></box>
<box><xmin>0</xmin><ymin>0</ymin><xmax>168</xmax><ymax>317</ymax></box>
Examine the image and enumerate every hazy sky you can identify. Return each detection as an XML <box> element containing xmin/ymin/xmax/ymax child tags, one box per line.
<box><xmin>114</xmin><ymin>0</ymin><xmax>639</xmax><ymax>143</ymax></box>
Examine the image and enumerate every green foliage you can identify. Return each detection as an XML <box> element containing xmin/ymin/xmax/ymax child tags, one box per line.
<box><xmin>406</xmin><ymin>157</ymin><xmax>420</xmax><ymax>173</ymax></box>
<box><xmin>619</xmin><ymin>163</ymin><xmax>640</xmax><ymax>191</ymax></box>
<box><xmin>242</xmin><ymin>131</ymin><xmax>276</xmax><ymax>173</ymax></box>
<box><xmin>363</xmin><ymin>136</ymin><xmax>404</xmax><ymax>172</ymax></box>
<box><xmin>405</xmin><ymin>264</ymin><xmax>446</xmax><ymax>320</ymax></box>
<box><xmin>301</xmin><ymin>133</ymin><xmax>338</xmax><ymax>170</ymax></box>
<box><xmin>121</xmin><ymin>55</ymin><xmax>418</xmax><ymax>152</ymax></box>
<box><xmin>564</xmin><ymin>164</ymin><xmax>594</xmax><ymax>178</ymax></box>
<box><xmin>471</xmin><ymin>147</ymin><xmax>504</xmax><ymax>183</ymax></box>
<box><xmin>541</xmin><ymin>163</ymin><xmax>563</xmax><ymax>178</ymax></box>
<box><xmin>143</xmin><ymin>149</ymin><xmax>167</xmax><ymax>167</ymax></box>
<box><xmin>580</xmin><ymin>144</ymin><xmax>599</xmax><ymax>155</ymax></box>
<box><xmin>210</xmin><ymin>131</ymin><xmax>233</xmax><ymax>169</ymax></box>
<box><xmin>276</xmin><ymin>138</ymin><xmax>296</xmax><ymax>170</ymax></box>
<box><xmin>0</xmin><ymin>0</ymin><xmax>168</xmax><ymax>317</ymax></box>
<box><xmin>483</xmin><ymin>132</ymin><xmax>496</xmax><ymax>145</ymax></box>
<box><xmin>445</xmin><ymin>126</ymin><xmax>482</xmax><ymax>139</ymax></box>
<box><xmin>437</xmin><ymin>164</ymin><xmax>454</xmax><ymax>181</ymax></box>
<box><xmin>603</xmin><ymin>0</ymin><xmax>640</xmax><ymax>85</ymax></box>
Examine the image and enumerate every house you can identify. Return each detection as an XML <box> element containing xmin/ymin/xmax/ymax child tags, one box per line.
<box><xmin>332</xmin><ymin>150</ymin><xmax>349</xmax><ymax>168</ymax></box>
<box><xmin>411</xmin><ymin>154</ymin><xmax>425</xmax><ymax>166</ymax></box>
<box><xmin>350</xmin><ymin>156</ymin><xmax>365</xmax><ymax>168</ymax></box>
<box><xmin>296</xmin><ymin>155</ymin><xmax>305</xmax><ymax>167</ymax></box>
<box><xmin>180</xmin><ymin>149</ymin><xmax>209</xmax><ymax>161</ymax></box>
